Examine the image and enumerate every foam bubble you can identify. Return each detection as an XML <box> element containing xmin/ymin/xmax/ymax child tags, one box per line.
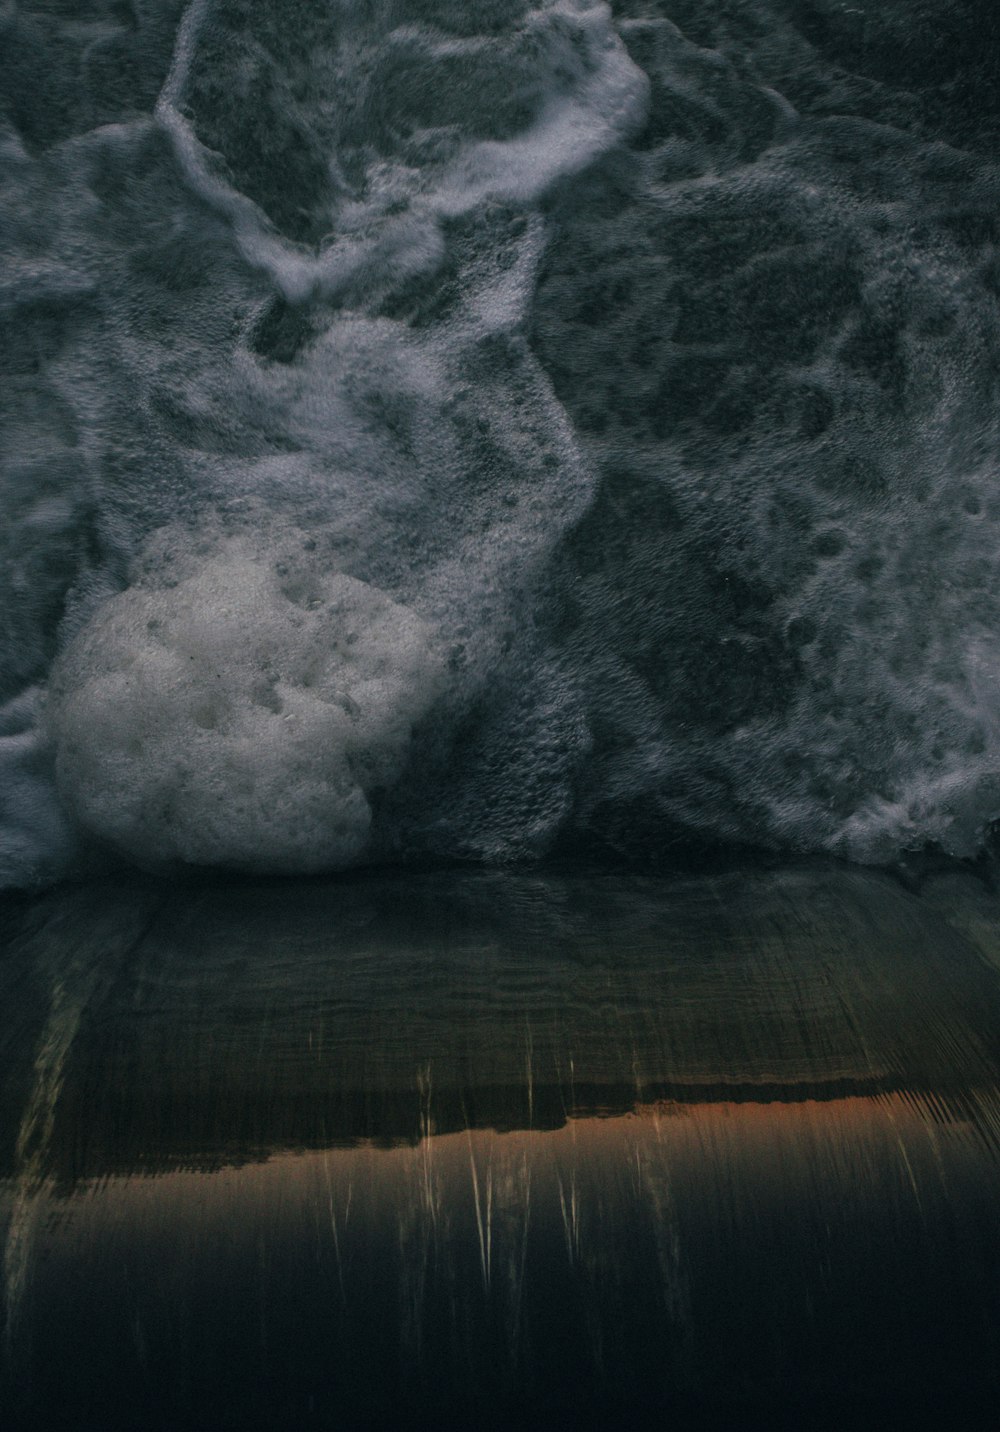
<box><xmin>47</xmin><ymin>533</ymin><xmax>446</xmax><ymax>873</ymax></box>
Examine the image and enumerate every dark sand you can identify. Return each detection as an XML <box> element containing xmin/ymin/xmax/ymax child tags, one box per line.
<box><xmin>1</xmin><ymin>863</ymin><xmax>999</xmax><ymax>1428</ymax></box>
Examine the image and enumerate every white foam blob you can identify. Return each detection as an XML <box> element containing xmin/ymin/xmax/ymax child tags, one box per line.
<box><xmin>47</xmin><ymin>534</ymin><xmax>445</xmax><ymax>873</ymax></box>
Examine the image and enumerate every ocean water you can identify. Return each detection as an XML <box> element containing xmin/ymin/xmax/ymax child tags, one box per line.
<box><xmin>3</xmin><ymin>0</ymin><xmax>1000</xmax><ymax>886</ymax></box>
<box><xmin>2</xmin><ymin>863</ymin><xmax>1000</xmax><ymax>1429</ymax></box>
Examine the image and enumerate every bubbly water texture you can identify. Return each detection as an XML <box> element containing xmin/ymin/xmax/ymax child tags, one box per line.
<box><xmin>49</xmin><ymin>530</ymin><xmax>445</xmax><ymax>870</ymax></box>
<box><xmin>2</xmin><ymin>0</ymin><xmax>1000</xmax><ymax>884</ymax></box>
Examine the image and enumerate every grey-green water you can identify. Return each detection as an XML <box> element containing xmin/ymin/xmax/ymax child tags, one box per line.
<box><xmin>4</xmin><ymin>1</ymin><xmax>1000</xmax><ymax>886</ymax></box>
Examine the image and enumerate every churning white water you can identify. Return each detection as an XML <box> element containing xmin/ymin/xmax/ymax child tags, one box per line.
<box><xmin>3</xmin><ymin>0</ymin><xmax>1000</xmax><ymax>883</ymax></box>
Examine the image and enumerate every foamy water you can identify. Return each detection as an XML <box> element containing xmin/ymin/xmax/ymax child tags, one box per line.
<box><xmin>3</xmin><ymin>0</ymin><xmax>1000</xmax><ymax>883</ymax></box>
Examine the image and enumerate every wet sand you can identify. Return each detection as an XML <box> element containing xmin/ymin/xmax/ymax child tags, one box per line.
<box><xmin>1</xmin><ymin>863</ymin><xmax>999</xmax><ymax>1429</ymax></box>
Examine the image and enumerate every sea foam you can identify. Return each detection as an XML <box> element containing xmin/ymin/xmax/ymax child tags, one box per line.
<box><xmin>4</xmin><ymin>0</ymin><xmax>1000</xmax><ymax>885</ymax></box>
<box><xmin>47</xmin><ymin>529</ymin><xmax>446</xmax><ymax>872</ymax></box>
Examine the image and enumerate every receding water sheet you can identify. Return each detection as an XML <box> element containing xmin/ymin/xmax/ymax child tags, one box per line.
<box><xmin>1</xmin><ymin>866</ymin><xmax>1000</xmax><ymax>1428</ymax></box>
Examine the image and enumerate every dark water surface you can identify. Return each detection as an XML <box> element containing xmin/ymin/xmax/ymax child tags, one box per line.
<box><xmin>2</xmin><ymin>863</ymin><xmax>1000</xmax><ymax>1429</ymax></box>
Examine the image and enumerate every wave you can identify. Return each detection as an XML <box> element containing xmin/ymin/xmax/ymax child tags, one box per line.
<box><xmin>2</xmin><ymin>0</ymin><xmax>1000</xmax><ymax>884</ymax></box>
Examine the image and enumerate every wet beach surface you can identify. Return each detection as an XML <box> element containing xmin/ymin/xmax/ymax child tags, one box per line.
<box><xmin>1</xmin><ymin>862</ymin><xmax>999</xmax><ymax>1429</ymax></box>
